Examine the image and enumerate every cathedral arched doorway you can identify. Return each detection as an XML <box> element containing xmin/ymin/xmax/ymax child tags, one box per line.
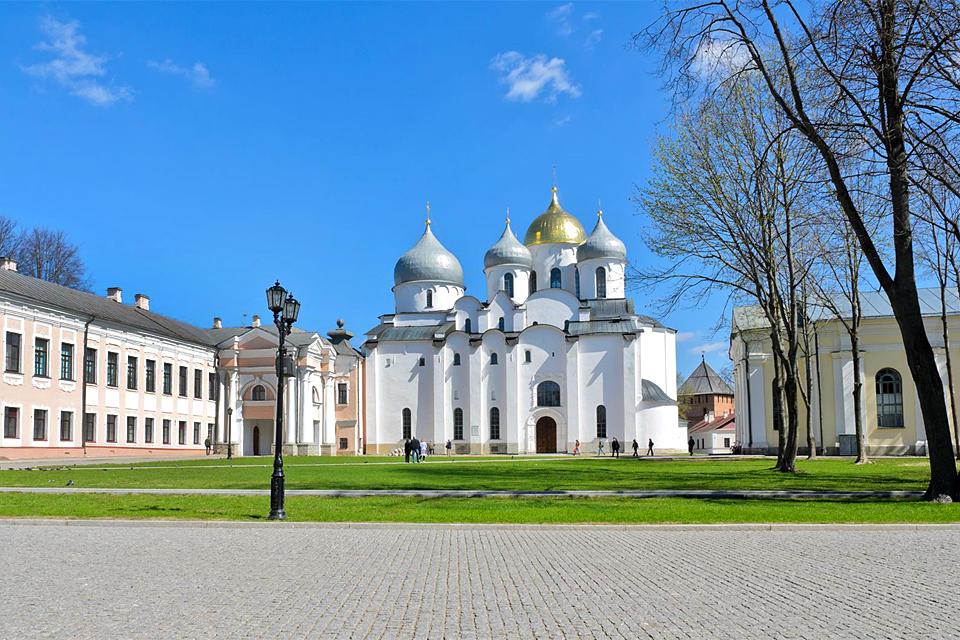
<box><xmin>535</xmin><ymin>416</ymin><xmax>557</xmax><ymax>453</ymax></box>
<box><xmin>253</xmin><ymin>426</ymin><xmax>261</xmax><ymax>456</ymax></box>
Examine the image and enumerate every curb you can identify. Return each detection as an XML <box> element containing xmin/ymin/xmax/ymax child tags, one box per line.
<box><xmin>0</xmin><ymin>518</ymin><xmax>958</xmax><ymax>532</ymax></box>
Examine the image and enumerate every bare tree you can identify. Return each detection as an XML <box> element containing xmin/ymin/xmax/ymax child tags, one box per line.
<box><xmin>635</xmin><ymin>78</ymin><xmax>817</xmax><ymax>472</ymax></box>
<box><xmin>0</xmin><ymin>216</ymin><xmax>19</xmax><ymax>258</ymax></box>
<box><xmin>644</xmin><ymin>0</ymin><xmax>960</xmax><ymax>500</ymax></box>
<box><xmin>16</xmin><ymin>227</ymin><xmax>89</xmax><ymax>290</ymax></box>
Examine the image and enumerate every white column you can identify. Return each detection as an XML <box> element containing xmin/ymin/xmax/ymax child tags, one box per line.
<box><xmin>299</xmin><ymin>370</ymin><xmax>314</xmax><ymax>446</ymax></box>
<box><xmin>832</xmin><ymin>354</ymin><xmax>855</xmax><ymax>437</ymax></box>
<box><xmin>284</xmin><ymin>372</ymin><xmax>297</xmax><ymax>446</ymax></box>
<box><xmin>323</xmin><ymin>374</ymin><xmax>336</xmax><ymax>449</ymax></box>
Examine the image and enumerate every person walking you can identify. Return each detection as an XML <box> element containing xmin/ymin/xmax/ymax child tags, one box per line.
<box><xmin>404</xmin><ymin>438</ymin><xmax>412</xmax><ymax>463</ymax></box>
<box><xmin>597</xmin><ymin>439</ymin><xmax>605</xmax><ymax>456</ymax></box>
<box><xmin>420</xmin><ymin>439</ymin><xmax>428</xmax><ymax>462</ymax></box>
<box><xmin>573</xmin><ymin>439</ymin><xmax>581</xmax><ymax>456</ymax></box>
<box><xmin>411</xmin><ymin>436</ymin><xmax>421</xmax><ymax>463</ymax></box>
<box><xmin>688</xmin><ymin>436</ymin><xmax>696</xmax><ymax>456</ymax></box>
<box><xmin>632</xmin><ymin>439</ymin><xmax>639</xmax><ymax>457</ymax></box>
<box><xmin>646</xmin><ymin>438</ymin><xmax>655</xmax><ymax>457</ymax></box>
<box><xmin>445</xmin><ymin>439</ymin><xmax>452</xmax><ymax>456</ymax></box>
<box><xmin>611</xmin><ymin>438</ymin><xmax>620</xmax><ymax>458</ymax></box>
<box><xmin>204</xmin><ymin>437</ymin><xmax>211</xmax><ymax>455</ymax></box>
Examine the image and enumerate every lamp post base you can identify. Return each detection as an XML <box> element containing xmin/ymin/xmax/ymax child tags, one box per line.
<box><xmin>268</xmin><ymin>471</ymin><xmax>285</xmax><ymax>520</ymax></box>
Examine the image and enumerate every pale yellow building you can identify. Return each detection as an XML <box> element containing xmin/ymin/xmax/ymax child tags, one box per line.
<box><xmin>730</xmin><ymin>289</ymin><xmax>960</xmax><ymax>456</ymax></box>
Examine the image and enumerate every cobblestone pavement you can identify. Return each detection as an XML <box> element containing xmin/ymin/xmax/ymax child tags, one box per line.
<box><xmin>2</xmin><ymin>522</ymin><xmax>958</xmax><ymax>639</ymax></box>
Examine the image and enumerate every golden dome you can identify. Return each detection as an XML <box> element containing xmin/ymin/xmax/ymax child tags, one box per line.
<box><xmin>523</xmin><ymin>187</ymin><xmax>587</xmax><ymax>246</ymax></box>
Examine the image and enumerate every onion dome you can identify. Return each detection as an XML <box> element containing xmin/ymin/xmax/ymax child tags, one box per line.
<box><xmin>484</xmin><ymin>215</ymin><xmax>533</xmax><ymax>270</ymax></box>
<box><xmin>577</xmin><ymin>210</ymin><xmax>627</xmax><ymax>262</ymax></box>
<box><xmin>524</xmin><ymin>186</ymin><xmax>587</xmax><ymax>246</ymax></box>
<box><xmin>393</xmin><ymin>219</ymin><xmax>465</xmax><ymax>287</ymax></box>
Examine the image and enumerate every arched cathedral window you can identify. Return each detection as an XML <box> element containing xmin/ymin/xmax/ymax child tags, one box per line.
<box><xmin>504</xmin><ymin>273</ymin><xmax>514</xmax><ymax>298</ymax></box>
<box><xmin>529</xmin><ymin>272</ymin><xmax>537</xmax><ymax>294</ymax></box>
<box><xmin>596</xmin><ymin>267</ymin><xmax>607</xmax><ymax>299</ymax></box>
<box><xmin>537</xmin><ymin>381</ymin><xmax>561</xmax><ymax>407</ymax></box>
<box><xmin>402</xmin><ymin>408</ymin><xmax>411</xmax><ymax>439</ymax></box>
<box><xmin>490</xmin><ymin>407</ymin><xmax>500</xmax><ymax>440</ymax></box>
<box><xmin>425</xmin><ymin>290</ymin><xmax>433</xmax><ymax>308</ymax></box>
<box><xmin>252</xmin><ymin>385</ymin><xmax>266</xmax><ymax>401</ymax></box>
<box><xmin>550</xmin><ymin>268</ymin><xmax>561</xmax><ymax>289</ymax></box>
<box><xmin>876</xmin><ymin>368</ymin><xmax>904</xmax><ymax>428</ymax></box>
<box><xmin>596</xmin><ymin>405</ymin><xmax>607</xmax><ymax>438</ymax></box>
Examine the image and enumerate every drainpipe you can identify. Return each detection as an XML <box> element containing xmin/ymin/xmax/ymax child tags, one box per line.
<box><xmin>212</xmin><ymin>349</ymin><xmax>220</xmax><ymax>451</ymax></box>
<box><xmin>80</xmin><ymin>316</ymin><xmax>93</xmax><ymax>455</ymax></box>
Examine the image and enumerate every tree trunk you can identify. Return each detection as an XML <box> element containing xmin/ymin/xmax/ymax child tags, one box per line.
<box><xmin>803</xmin><ymin>325</ymin><xmax>817</xmax><ymax>459</ymax></box>
<box><xmin>772</xmin><ymin>345</ymin><xmax>785</xmax><ymax>468</ymax></box>
<box><xmin>851</xmin><ymin>332</ymin><xmax>868</xmax><ymax>464</ymax></box>
<box><xmin>779</xmin><ymin>369</ymin><xmax>800</xmax><ymax>472</ymax></box>
<box><xmin>938</xmin><ymin>275</ymin><xmax>960</xmax><ymax>460</ymax></box>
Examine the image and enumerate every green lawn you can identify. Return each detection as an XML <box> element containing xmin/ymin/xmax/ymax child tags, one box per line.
<box><xmin>1</xmin><ymin>492</ymin><xmax>958</xmax><ymax>524</ymax></box>
<box><xmin>0</xmin><ymin>456</ymin><xmax>932</xmax><ymax>492</ymax></box>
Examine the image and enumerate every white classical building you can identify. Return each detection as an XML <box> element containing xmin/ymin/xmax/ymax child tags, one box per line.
<box><xmin>362</xmin><ymin>187</ymin><xmax>683</xmax><ymax>454</ymax></box>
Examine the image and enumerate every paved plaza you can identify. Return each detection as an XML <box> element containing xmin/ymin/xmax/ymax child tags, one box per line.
<box><xmin>2</xmin><ymin>521</ymin><xmax>959</xmax><ymax>639</ymax></box>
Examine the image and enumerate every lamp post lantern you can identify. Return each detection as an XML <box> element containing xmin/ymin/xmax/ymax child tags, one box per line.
<box><xmin>266</xmin><ymin>280</ymin><xmax>300</xmax><ymax>520</ymax></box>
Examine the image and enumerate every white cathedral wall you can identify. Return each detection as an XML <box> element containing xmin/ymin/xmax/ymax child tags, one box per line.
<box><xmin>485</xmin><ymin>265</ymin><xmax>531</xmax><ymax>304</ymax></box>
<box><xmin>575</xmin><ymin>335</ymin><xmax>627</xmax><ymax>445</ymax></box>
<box><xmin>525</xmin><ymin>290</ymin><xmax>581</xmax><ymax>328</ymax></box>
<box><xmin>368</xmin><ymin>342</ymin><xmax>438</xmax><ymax>448</ymax></box>
<box><xmin>577</xmin><ymin>258</ymin><xmax>626</xmax><ymax>299</ymax></box>
<box><xmin>529</xmin><ymin>244</ymin><xmax>578</xmax><ymax>296</ymax></box>
<box><xmin>393</xmin><ymin>282</ymin><xmax>464</xmax><ymax>313</ymax></box>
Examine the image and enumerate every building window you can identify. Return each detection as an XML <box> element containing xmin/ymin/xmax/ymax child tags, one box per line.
<box><xmin>454</xmin><ymin>408</ymin><xmax>464</xmax><ymax>440</ymax></box>
<box><xmin>876</xmin><ymin>368</ymin><xmax>904</xmax><ymax>428</ymax></box>
<box><xmin>337</xmin><ymin>383</ymin><xmax>348</xmax><ymax>405</ymax></box>
<box><xmin>193</xmin><ymin>422</ymin><xmax>201</xmax><ymax>445</ymax></box>
<box><xmin>163</xmin><ymin>363</ymin><xmax>172</xmax><ymax>395</ymax></box>
<box><xmin>524</xmin><ymin>350</ymin><xmax>532</xmax><ymax>363</ymax></box>
<box><xmin>106</xmin><ymin>352</ymin><xmax>118</xmax><ymax>387</ymax></box>
<box><xmin>178</xmin><ymin>366</ymin><xmax>188</xmax><ymax>397</ymax></box>
<box><xmin>4</xmin><ymin>332</ymin><xmax>20</xmax><ymax>373</ymax></box>
<box><xmin>194</xmin><ymin>369</ymin><xmax>202</xmax><ymax>399</ymax></box>
<box><xmin>83</xmin><ymin>413</ymin><xmax>96</xmax><ymax>442</ymax></box>
<box><xmin>145</xmin><ymin>418</ymin><xmax>154</xmax><ymax>444</ymax></box>
<box><xmin>504</xmin><ymin>272</ymin><xmax>514</xmax><ymax>298</ymax></box>
<box><xmin>162</xmin><ymin>419</ymin><xmax>171</xmax><ymax>444</ymax></box>
<box><xmin>312</xmin><ymin>387</ymin><xmax>321</xmax><ymax>404</ymax></box>
<box><xmin>490</xmin><ymin>353</ymin><xmax>499</xmax><ymax>365</ymax></box>
<box><xmin>252</xmin><ymin>385</ymin><xmax>266</xmax><ymax>401</ymax></box>
<box><xmin>106</xmin><ymin>415</ymin><xmax>117</xmax><ymax>443</ymax></box>
<box><xmin>419</xmin><ymin>356</ymin><xmax>426</xmax><ymax>367</ymax></box>
<box><xmin>339</xmin><ymin>437</ymin><xmax>348</xmax><ymax>450</ymax></box>
<box><xmin>34</xmin><ymin>338</ymin><xmax>49</xmax><ymax>377</ymax></box>
<box><xmin>127</xmin><ymin>356</ymin><xmax>138</xmax><ymax>390</ymax></box>
<box><xmin>596</xmin><ymin>267</ymin><xmax>607</xmax><ymax>299</ymax></box>
<box><xmin>550</xmin><ymin>268</ymin><xmax>561</xmax><ymax>289</ymax></box>
<box><xmin>84</xmin><ymin>348</ymin><xmax>97</xmax><ymax>383</ymax></box>
<box><xmin>208</xmin><ymin>373</ymin><xmax>217</xmax><ymax>400</ymax></box>
<box><xmin>425</xmin><ymin>290</ymin><xmax>433</xmax><ymax>308</ymax></box>
<box><xmin>596</xmin><ymin>405</ymin><xmax>607</xmax><ymax>438</ymax></box>
<box><xmin>207</xmin><ymin>423</ymin><xmax>214</xmax><ymax>441</ymax></box>
<box><xmin>464</xmin><ymin>318</ymin><xmax>472</xmax><ymax>333</ymax></box>
<box><xmin>537</xmin><ymin>381</ymin><xmax>561</xmax><ymax>407</ymax></box>
<box><xmin>33</xmin><ymin>409</ymin><xmax>47</xmax><ymax>441</ymax></box>
<box><xmin>126</xmin><ymin>416</ymin><xmax>137</xmax><ymax>443</ymax></box>
<box><xmin>60</xmin><ymin>343</ymin><xmax>74</xmax><ymax>380</ymax></box>
<box><xmin>529</xmin><ymin>271</ymin><xmax>538</xmax><ymax>294</ymax></box>
<box><xmin>145</xmin><ymin>360</ymin><xmax>156</xmax><ymax>393</ymax></box>
<box><xmin>724</xmin><ymin>437</ymin><xmax>731</xmax><ymax>448</ymax></box>
<box><xmin>3</xmin><ymin>407</ymin><xmax>18</xmax><ymax>438</ymax></box>
<box><xmin>402</xmin><ymin>408</ymin><xmax>412</xmax><ymax>440</ymax></box>
<box><xmin>498</xmin><ymin>317</ymin><xmax>505</xmax><ymax>331</ymax></box>
<box><xmin>60</xmin><ymin>411</ymin><xmax>73</xmax><ymax>441</ymax></box>
<box><xmin>178</xmin><ymin>421</ymin><xmax>186</xmax><ymax>445</ymax></box>
<box><xmin>453</xmin><ymin>353</ymin><xmax>461</xmax><ymax>366</ymax></box>
<box><xmin>575</xmin><ymin>268</ymin><xmax>581</xmax><ymax>298</ymax></box>
<box><xmin>490</xmin><ymin>407</ymin><xmax>500</xmax><ymax>440</ymax></box>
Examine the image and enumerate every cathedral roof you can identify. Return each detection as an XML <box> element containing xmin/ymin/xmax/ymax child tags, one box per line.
<box><xmin>577</xmin><ymin>212</ymin><xmax>627</xmax><ymax>262</ymax></box>
<box><xmin>524</xmin><ymin>187</ymin><xmax>587</xmax><ymax>246</ymax></box>
<box><xmin>484</xmin><ymin>218</ymin><xmax>533</xmax><ymax>269</ymax></box>
<box><xmin>679</xmin><ymin>358</ymin><xmax>734</xmax><ymax>396</ymax></box>
<box><xmin>393</xmin><ymin>221</ymin><xmax>465</xmax><ymax>288</ymax></box>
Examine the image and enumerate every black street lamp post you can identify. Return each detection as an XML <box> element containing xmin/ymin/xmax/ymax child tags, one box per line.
<box><xmin>226</xmin><ymin>407</ymin><xmax>233</xmax><ymax>460</ymax></box>
<box><xmin>266</xmin><ymin>280</ymin><xmax>300</xmax><ymax>520</ymax></box>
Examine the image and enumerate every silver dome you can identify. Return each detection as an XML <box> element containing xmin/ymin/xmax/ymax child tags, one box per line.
<box><xmin>484</xmin><ymin>219</ymin><xmax>533</xmax><ymax>270</ymax></box>
<box><xmin>577</xmin><ymin>213</ymin><xmax>627</xmax><ymax>262</ymax></box>
<box><xmin>393</xmin><ymin>223</ymin><xmax>465</xmax><ymax>287</ymax></box>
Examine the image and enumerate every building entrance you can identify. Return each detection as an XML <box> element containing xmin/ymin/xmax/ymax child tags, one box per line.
<box><xmin>535</xmin><ymin>416</ymin><xmax>557</xmax><ymax>453</ymax></box>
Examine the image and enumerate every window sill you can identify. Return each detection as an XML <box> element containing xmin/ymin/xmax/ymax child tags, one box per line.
<box><xmin>877</xmin><ymin>425</ymin><xmax>905</xmax><ymax>429</ymax></box>
<box><xmin>33</xmin><ymin>375</ymin><xmax>50</xmax><ymax>380</ymax></box>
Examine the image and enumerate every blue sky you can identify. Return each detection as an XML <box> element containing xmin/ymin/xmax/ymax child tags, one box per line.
<box><xmin>0</xmin><ymin>2</ymin><xmax>732</xmax><ymax>379</ymax></box>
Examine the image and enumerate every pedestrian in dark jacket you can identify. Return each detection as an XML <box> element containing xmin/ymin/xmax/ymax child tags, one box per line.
<box><xmin>688</xmin><ymin>436</ymin><xmax>695</xmax><ymax>456</ymax></box>
<box><xmin>411</xmin><ymin>437</ymin><xmax>421</xmax><ymax>463</ymax></box>
<box><xmin>611</xmin><ymin>438</ymin><xmax>620</xmax><ymax>458</ymax></box>
<box><xmin>646</xmin><ymin>438</ymin><xmax>655</xmax><ymax>456</ymax></box>
<box><xmin>632</xmin><ymin>439</ymin><xmax>639</xmax><ymax>457</ymax></box>
<box><xmin>404</xmin><ymin>439</ymin><xmax>412</xmax><ymax>463</ymax></box>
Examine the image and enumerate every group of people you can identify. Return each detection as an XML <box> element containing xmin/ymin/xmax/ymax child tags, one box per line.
<box><xmin>403</xmin><ymin>437</ymin><xmax>433</xmax><ymax>463</ymax></box>
<box><xmin>572</xmin><ymin>438</ymin><xmax>656</xmax><ymax>457</ymax></box>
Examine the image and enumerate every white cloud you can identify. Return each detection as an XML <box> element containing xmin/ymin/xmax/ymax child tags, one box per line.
<box><xmin>21</xmin><ymin>16</ymin><xmax>131</xmax><ymax>106</ymax></box>
<box><xmin>548</xmin><ymin>3</ymin><xmax>574</xmax><ymax>37</ymax></box>
<box><xmin>147</xmin><ymin>58</ymin><xmax>215</xmax><ymax>88</ymax></box>
<box><xmin>552</xmin><ymin>114</ymin><xmax>572</xmax><ymax>127</ymax></box>
<box><xmin>675</xmin><ymin>331</ymin><xmax>698</xmax><ymax>343</ymax></box>
<box><xmin>689</xmin><ymin>341</ymin><xmax>728</xmax><ymax>355</ymax></box>
<box><xmin>584</xmin><ymin>29</ymin><xmax>603</xmax><ymax>49</ymax></box>
<box><xmin>694</xmin><ymin>37</ymin><xmax>752</xmax><ymax>79</ymax></box>
<box><xmin>490</xmin><ymin>52</ymin><xmax>581</xmax><ymax>103</ymax></box>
